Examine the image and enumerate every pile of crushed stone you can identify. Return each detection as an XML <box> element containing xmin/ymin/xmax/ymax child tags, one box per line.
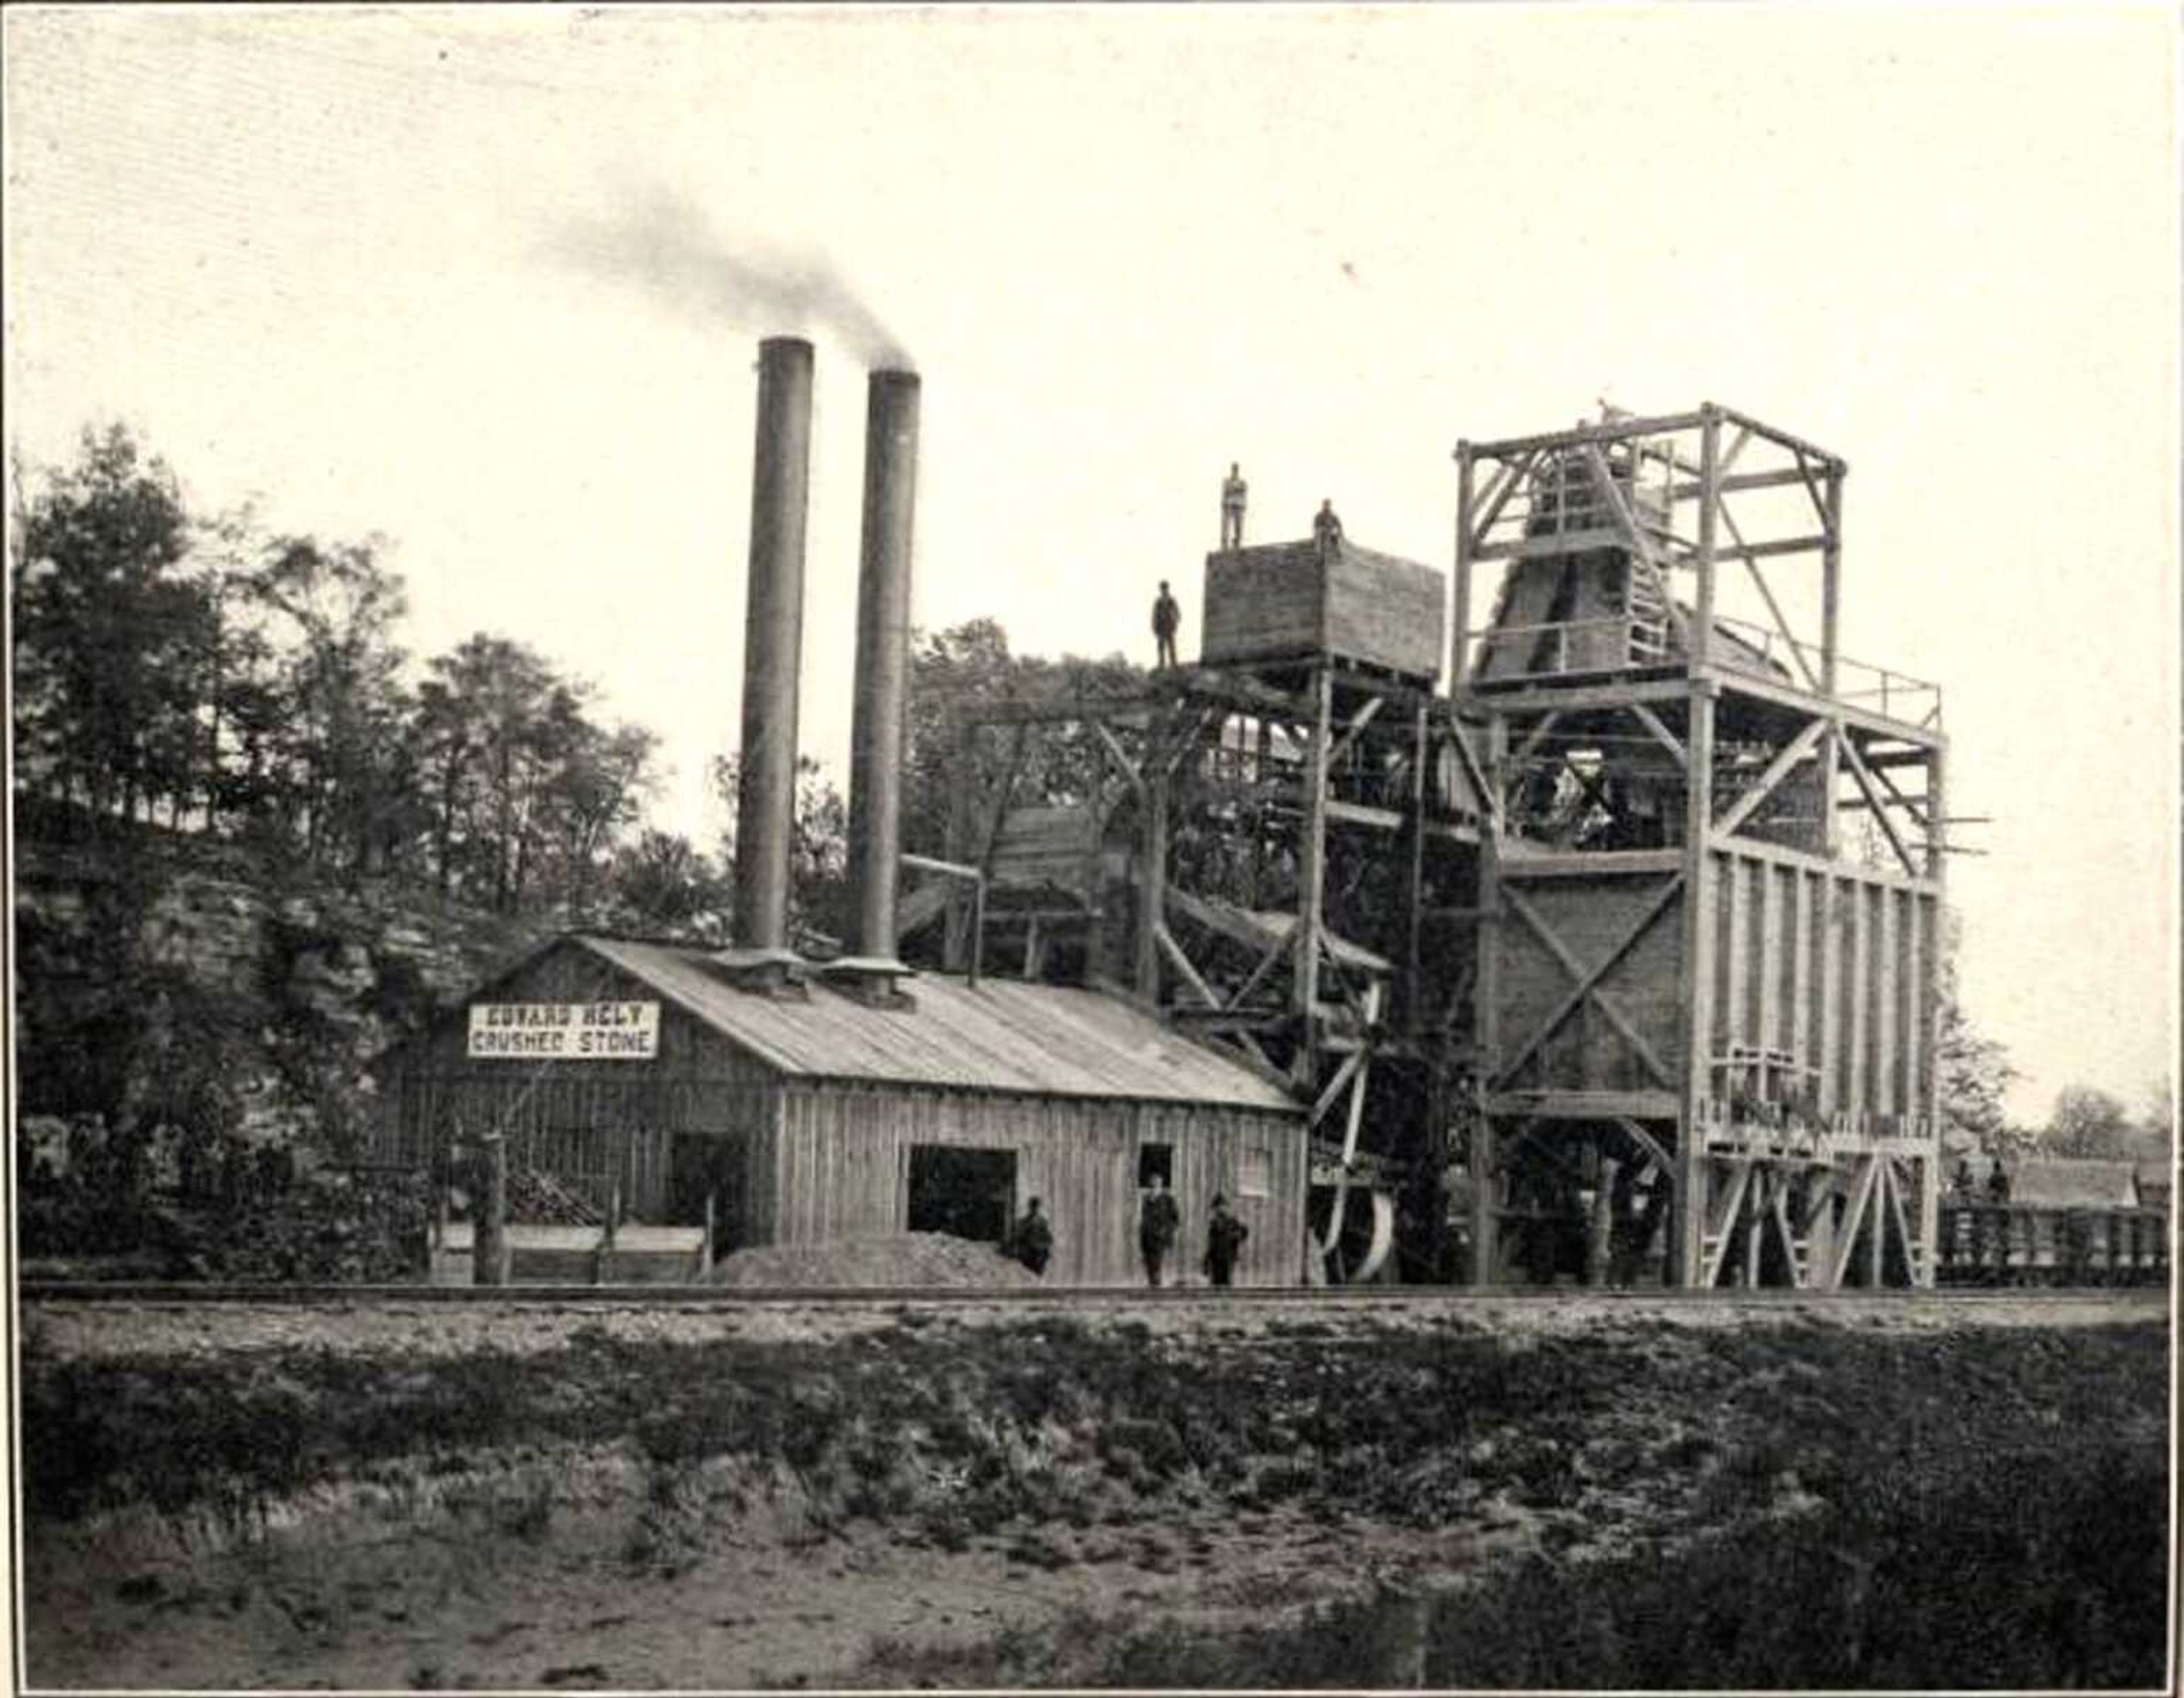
<box><xmin>708</xmin><ymin>1231</ymin><xmax>1043</xmax><ymax>1289</ymax></box>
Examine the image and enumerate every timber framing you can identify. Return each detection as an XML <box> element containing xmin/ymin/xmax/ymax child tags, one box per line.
<box><xmin>1454</xmin><ymin>401</ymin><xmax>1946</xmax><ymax>1291</ymax></box>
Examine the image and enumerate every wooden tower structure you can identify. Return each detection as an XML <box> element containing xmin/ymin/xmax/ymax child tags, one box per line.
<box><xmin>1453</xmin><ymin>404</ymin><xmax>1947</xmax><ymax>1287</ymax></box>
<box><xmin>933</xmin><ymin>532</ymin><xmax>1493</xmax><ymax>1282</ymax></box>
<box><xmin>926</xmin><ymin>400</ymin><xmax>1945</xmax><ymax>1289</ymax></box>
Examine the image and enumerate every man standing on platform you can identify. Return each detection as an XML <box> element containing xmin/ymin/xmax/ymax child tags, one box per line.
<box><xmin>1140</xmin><ymin>1173</ymin><xmax>1181</xmax><ymax>1286</ymax></box>
<box><xmin>1152</xmin><ymin>579</ymin><xmax>1181</xmax><ymax>670</ymax></box>
<box><xmin>1313</xmin><ymin>499</ymin><xmax>1343</xmax><ymax>561</ymax></box>
<box><xmin>1221</xmin><ymin>462</ymin><xmax>1248</xmax><ymax>549</ymax></box>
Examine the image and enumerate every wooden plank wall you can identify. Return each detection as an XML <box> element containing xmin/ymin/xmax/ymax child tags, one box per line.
<box><xmin>1491</xmin><ymin>852</ymin><xmax>1938</xmax><ymax>1123</ymax></box>
<box><xmin>773</xmin><ymin>1083</ymin><xmax>1308</xmax><ymax>1286</ymax></box>
<box><xmin>1707</xmin><ymin>848</ymin><xmax>1938</xmax><ymax>1125</ymax></box>
<box><xmin>1202</xmin><ymin>550</ymin><xmax>1324</xmax><ymax>668</ymax></box>
<box><xmin>1203</xmin><ymin>545</ymin><xmax>1443</xmax><ymax>678</ymax></box>
<box><xmin>373</xmin><ymin>940</ymin><xmax>781</xmax><ymax>1222</ymax></box>
<box><xmin>1496</xmin><ymin>874</ymin><xmax>1687</xmax><ymax>1091</ymax></box>
<box><xmin>1321</xmin><ymin>552</ymin><xmax>1446</xmax><ymax>679</ymax></box>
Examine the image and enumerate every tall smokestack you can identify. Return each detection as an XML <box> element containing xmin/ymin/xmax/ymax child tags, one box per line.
<box><xmin>847</xmin><ymin>368</ymin><xmax>921</xmax><ymax>964</ymax></box>
<box><xmin>733</xmin><ymin>336</ymin><xmax>814</xmax><ymax>954</ymax></box>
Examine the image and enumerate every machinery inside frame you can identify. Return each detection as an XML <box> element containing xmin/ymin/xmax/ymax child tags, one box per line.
<box><xmin>917</xmin><ymin>403</ymin><xmax>2161</xmax><ymax>1293</ymax></box>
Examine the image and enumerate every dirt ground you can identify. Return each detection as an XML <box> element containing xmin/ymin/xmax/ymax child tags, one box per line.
<box><xmin>18</xmin><ymin>1288</ymin><xmax>2170</xmax><ymax>1691</ymax></box>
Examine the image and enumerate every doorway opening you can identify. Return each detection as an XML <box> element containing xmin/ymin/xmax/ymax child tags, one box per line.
<box><xmin>908</xmin><ymin>1146</ymin><xmax>1017</xmax><ymax>1244</ymax></box>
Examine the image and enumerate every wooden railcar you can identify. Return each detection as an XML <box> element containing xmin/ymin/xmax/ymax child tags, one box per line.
<box><xmin>1935</xmin><ymin>1200</ymin><xmax>2169</xmax><ymax>1287</ymax></box>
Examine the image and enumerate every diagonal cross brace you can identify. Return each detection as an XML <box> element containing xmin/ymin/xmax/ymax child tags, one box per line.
<box><xmin>1835</xmin><ymin>730</ymin><xmax>1921</xmax><ymax>879</ymax></box>
<box><xmin>1699</xmin><ymin>1162</ymin><xmax>1755</xmax><ymax>1289</ymax></box>
<box><xmin>1822</xmin><ymin>1157</ymin><xmax>1883</xmax><ymax>1289</ymax></box>
<box><xmin>1716</xmin><ymin>717</ymin><xmax>1830</xmax><ymax>839</ymax></box>
<box><xmin>1495</xmin><ymin>877</ymin><xmax>1682</xmax><ymax>1091</ymax></box>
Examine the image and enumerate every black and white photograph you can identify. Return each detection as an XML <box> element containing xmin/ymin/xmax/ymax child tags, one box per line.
<box><xmin>4</xmin><ymin>5</ymin><xmax>2175</xmax><ymax>1691</ymax></box>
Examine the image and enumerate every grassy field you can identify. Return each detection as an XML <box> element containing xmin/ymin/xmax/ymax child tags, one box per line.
<box><xmin>18</xmin><ymin>1299</ymin><xmax>2172</xmax><ymax>1689</ymax></box>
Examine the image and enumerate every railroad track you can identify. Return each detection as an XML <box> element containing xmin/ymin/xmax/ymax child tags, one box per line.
<box><xmin>18</xmin><ymin>1279</ymin><xmax>2170</xmax><ymax>1307</ymax></box>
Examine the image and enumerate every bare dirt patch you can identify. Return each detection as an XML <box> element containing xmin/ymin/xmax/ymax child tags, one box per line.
<box><xmin>19</xmin><ymin>1290</ymin><xmax>2170</xmax><ymax>1689</ymax></box>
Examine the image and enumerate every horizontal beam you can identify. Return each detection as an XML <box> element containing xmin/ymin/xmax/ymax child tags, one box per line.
<box><xmin>1487</xmin><ymin>1090</ymin><xmax>1682</xmax><ymax>1120</ymax></box>
<box><xmin>1325</xmin><ymin>798</ymin><xmax>1404</xmax><ymax>832</ymax></box>
<box><xmin>1708</xmin><ymin>670</ymin><xmax>1946</xmax><ymax>747</ymax></box>
<box><xmin>1500</xmin><ymin>847</ymin><xmax>1685</xmax><ymax>879</ymax></box>
<box><xmin>1460</xmin><ymin>411</ymin><xmax>1710</xmax><ymax>461</ymax></box>
<box><xmin>1665</xmin><ymin>465</ymin><xmax>1832</xmax><ymax>501</ymax></box>
<box><xmin>900</xmin><ymin>851</ymin><xmax>981</xmax><ymax>883</ymax></box>
<box><xmin>1715</xmin><ymin>407</ymin><xmax>1844</xmax><ymax>474</ymax></box>
<box><xmin>1468</xmin><ymin>677</ymin><xmax>1697</xmax><ymax>715</ymax></box>
<box><xmin>1706</xmin><ymin>833</ymin><xmax>1939</xmax><ymax>896</ymax></box>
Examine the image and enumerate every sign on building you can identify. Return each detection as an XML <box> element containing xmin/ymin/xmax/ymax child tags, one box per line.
<box><xmin>467</xmin><ymin>1001</ymin><xmax>660</xmax><ymax>1061</ymax></box>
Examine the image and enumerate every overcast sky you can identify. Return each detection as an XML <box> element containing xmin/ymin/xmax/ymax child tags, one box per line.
<box><xmin>6</xmin><ymin>5</ymin><xmax>2175</xmax><ymax>1125</ymax></box>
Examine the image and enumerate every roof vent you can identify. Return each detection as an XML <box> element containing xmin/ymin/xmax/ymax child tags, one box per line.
<box><xmin>820</xmin><ymin>955</ymin><xmax>918</xmax><ymax>1010</ymax></box>
<box><xmin>711</xmin><ymin>946</ymin><xmax>813</xmax><ymax>1000</ymax></box>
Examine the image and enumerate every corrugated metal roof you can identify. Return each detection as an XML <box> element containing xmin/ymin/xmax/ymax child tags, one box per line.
<box><xmin>574</xmin><ymin>936</ymin><xmax>1301</xmax><ymax>1113</ymax></box>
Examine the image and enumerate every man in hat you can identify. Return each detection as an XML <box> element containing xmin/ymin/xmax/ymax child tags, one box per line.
<box><xmin>1152</xmin><ymin>580</ymin><xmax>1181</xmax><ymax>670</ymax></box>
<box><xmin>1204</xmin><ymin>1193</ymin><xmax>1250</xmax><ymax>1289</ymax></box>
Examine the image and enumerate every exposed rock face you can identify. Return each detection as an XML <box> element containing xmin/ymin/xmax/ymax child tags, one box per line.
<box><xmin>14</xmin><ymin>834</ymin><xmax>550</xmax><ymax>1156</ymax></box>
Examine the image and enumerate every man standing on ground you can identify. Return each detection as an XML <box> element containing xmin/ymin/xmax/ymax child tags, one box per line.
<box><xmin>1152</xmin><ymin>580</ymin><xmax>1181</xmax><ymax>670</ymax></box>
<box><xmin>1205</xmin><ymin>1194</ymin><xmax>1250</xmax><ymax>1288</ymax></box>
<box><xmin>1139</xmin><ymin>1173</ymin><xmax>1180</xmax><ymax>1286</ymax></box>
<box><xmin>1010</xmin><ymin>1196</ymin><xmax>1053</xmax><ymax>1277</ymax></box>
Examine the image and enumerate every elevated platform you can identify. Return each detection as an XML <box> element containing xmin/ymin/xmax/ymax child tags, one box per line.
<box><xmin>1202</xmin><ymin>538</ymin><xmax>1444</xmax><ymax>684</ymax></box>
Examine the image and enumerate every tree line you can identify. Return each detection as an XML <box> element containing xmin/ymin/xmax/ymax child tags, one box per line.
<box><xmin>9</xmin><ymin>425</ymin><xmax>1146</xmax><ymax>942</ymax></box>
<box><xmin>11</xmin><ymin>425</ymin><xmax>673</xmax><ymax>922</ymax></box>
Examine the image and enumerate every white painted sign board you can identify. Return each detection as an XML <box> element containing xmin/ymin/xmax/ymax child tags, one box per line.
<box><xmin>466</xmin><ymin>1001</ymin><xmax>660</xmax><ymax>1061</ymax></box>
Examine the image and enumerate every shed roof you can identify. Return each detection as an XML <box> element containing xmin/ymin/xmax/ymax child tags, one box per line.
<box><xmin>570</xmin><ymin>936</ymin><xmax>1301</xmax><ymax>1113</ymax></box>
<box><xmin>2005</xmin><ymin>1158</ymin><xmax>2142</xmax><ymax>1209</ymax></box>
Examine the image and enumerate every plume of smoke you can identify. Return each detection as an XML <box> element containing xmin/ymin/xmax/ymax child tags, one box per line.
<box><xmin>551</xmin><ymin>187</ymin><xmax>911</xmax><ymax>369</ymax></box>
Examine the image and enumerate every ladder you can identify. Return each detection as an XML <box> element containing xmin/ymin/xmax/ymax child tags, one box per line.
<box><xmin>1624</xmin><ymin>564</ymin><xmax>1670</xmax><ymax>664</ymax></box>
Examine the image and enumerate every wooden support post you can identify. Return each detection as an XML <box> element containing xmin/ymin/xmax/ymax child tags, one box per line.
<box><xmin>970</xmin><ymin>876</ymin><xmax>986</xmax><ymax>988</ymax></box>
<box><xmin>1743</xmin><ymin>1170</ymin><xmax>1764</xmax><ymax>1287</ymax></box>
<box><xmin>943</xmin><ymin>717</ymin><xmax>975</xmax><ymax>970</ymax></box>
<box><xmin>1292</xmin><ymin>668</ymin><xmax>1333</xmax><ymax>1089</ymax></box>
<box><xmin>1691</xmin><ymin>405</ymin><xmax>1720</xmax><ymax>672</ymax></box>
<box><xmin>1452</xmin><ymin>442</ymin><xmax>1476</xmax><ymax>693</ymax></box>
<box><xmin>1821</xmin><ymin>463</ymin><xmax>1844</xmax><ymax>697</ymax></box>
<box><xmin>1406</xmin><ymin>701</ymin><xmax>1429</xmax><ymax>1037</ymax></box>
<box><xmin>1469</xmin><ymin>1109</ymin><xmax>1498</xmax><ymax>1286</ymax></box>
<box><xmin>1868</xmin><ymin>1157</ymin><xmax>1887</xmax><ymax>1286</ymax></box>
<box><xmin>473</xmin><ymin>1131</ymin><xmax>508</xmax><ymax>1288</ymax></box>
<box><xmin>1470</xmin><ymin>714</ymin><xmax>1507</xmax><ymax>1285</ymax></box>
<box><xmin>1670</xmin><ymin>681</ymin><xmax>1718</xmax><ymax>1286</ymax></box>
<box><xmin>1136</xmin><ymin>751</ymin><xmax>1169</xmax><ymax>1001</ymax></box>
<box><xmin>1250</xmin><ymin>715</ymin><xmax>1271</xmax><ymax>907</ymax></box>
<box><xmin>1589</xmin><ymin>1154</ymin><xmax>1620</xmax><ymax>1287</ymax></box>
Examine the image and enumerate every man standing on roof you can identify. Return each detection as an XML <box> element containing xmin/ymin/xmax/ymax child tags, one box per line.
<box><xmin>1313</xmin><ymin>499</ymin><xmax>1343</xmax><ymax>561</ymax></box>
<box><xmin>1152</xmin><ymin>580</ymin><xmax>1181</xmax><ymax>671</ymax></box>
<box><xmin>1140</xmin><ymin>1173</ymin><xmax>1181</xmax><ymax>1286</ymax></box>
<box><xmin>1221</xmin><ymin>462</ymin><xmax>1248</xmax><ymax>549</ymax></box>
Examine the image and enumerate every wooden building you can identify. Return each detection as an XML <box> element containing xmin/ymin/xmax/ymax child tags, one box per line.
<box><xmin>373</xmin><ymin>934</ymin><xmax>1307</xmax><ymax>1286</ymax></box>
